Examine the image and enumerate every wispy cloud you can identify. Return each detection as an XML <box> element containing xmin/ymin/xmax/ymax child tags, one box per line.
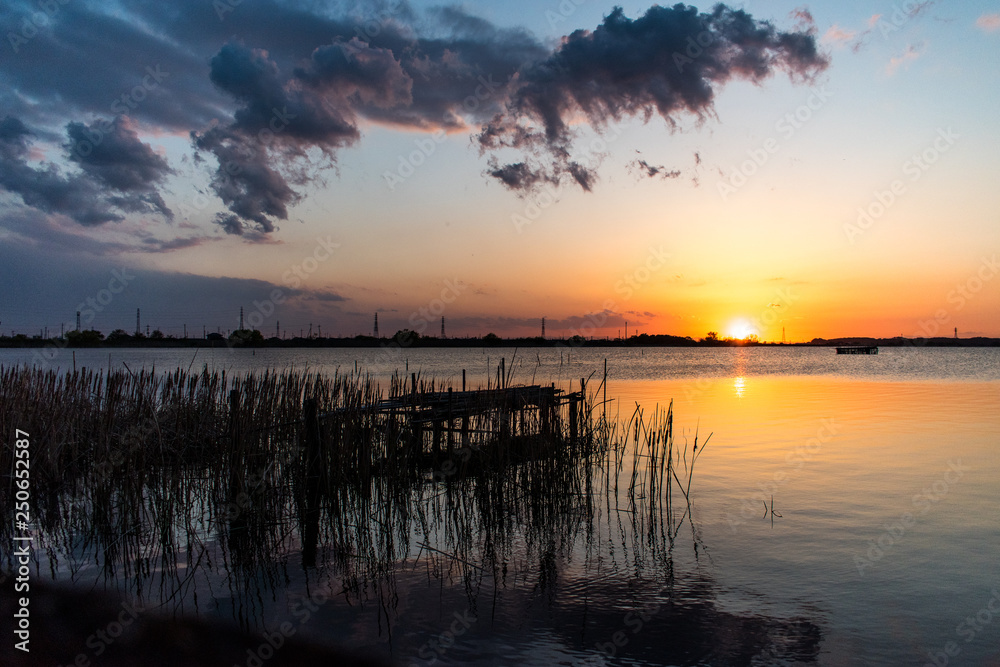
<box><xmin>836</xmin><ymin>3</ymin><xmax>934</xmax><ymax>53</ymax></box>
<box><xmin>976</xmin><ymin>13</ymin><xmax>1000</xmax><ymax>32</ymax></box>
<box><xmin>789</xmin><ymin>7</ymin><xmax>818</xmax><ymax>34</ymax></box>
<box><xmin>822</xmin><ymin>24</ymin><xmax>857</xmax><ymax>47</ymax></box>
<box><xmin>628</xmin><ymin>158</ymin><xmax>681</xmax><ymax>181</ymax></box>
<box><xmin>886</xmin><ymin>43</ymin><xmax>923</xmax><ymax>75</ymax></box>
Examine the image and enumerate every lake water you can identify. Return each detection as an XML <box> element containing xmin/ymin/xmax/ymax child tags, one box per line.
<box><xmin>3</xmin><ymin>346</ymin><xmax>999</xmax><ymax>666</ymax></box>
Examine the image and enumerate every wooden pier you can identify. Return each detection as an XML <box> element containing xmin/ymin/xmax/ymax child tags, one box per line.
<box><xmin>383</xmin><ymin>373</ymin><xmax>587</xmax><ymax>454</ymax></box>
<box><xmin>304</xmin><ymin>371</ymin><xmax>592</xmax><ymax>464</ymax></box>
<box><xmin>297</xmin><ymin>373</ymin><xmax>591</xmax><ymax>565</ymax></box>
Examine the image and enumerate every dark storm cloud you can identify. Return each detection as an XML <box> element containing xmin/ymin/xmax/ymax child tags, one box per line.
<box><xmin>192</xmin><ymin>125</ymin><xmax>299</xmax><ymax>236</ymax></box>
<box><xmin>0</xmin><ymin>115</ymin><xmax>32</xmax><ymax>159</ymax></box>
<box><xmin>0</xmin><ymin>1</ymin><xmax>222</xmax><ymax>130</ymax></box>
<box><xmin>191</xmin><ymin>8</ymin><xmax>545</xmax><ymax>236</ymax></box>
<box><xmin>0</xmin><ymin>116</ymin><xmax>174</xmax><ymax>225</ymax></box>
<box><xmin>0</xmin><ymin>116</ymin><xmax>122</xmax><ymax>225</ymax></box>
<box><xmin>477</xmin><ymin>4</ymin><xmax>828</xmax><ymax>192</ymax></box>
<box><xmin>66</xmin><ymin>118</ymin><xmax>174</xmax><ymax>218</ymax></box>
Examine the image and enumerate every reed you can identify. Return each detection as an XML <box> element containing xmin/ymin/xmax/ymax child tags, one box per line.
<box><xmin>0</xmin><ymin>363</ymin><xmax>707</xmax><ymax>623</ymax></box>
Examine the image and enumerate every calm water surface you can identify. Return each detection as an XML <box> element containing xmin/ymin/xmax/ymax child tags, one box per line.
<box><xmin>4</xmin><ymin>346</ymin><xmax>999</xmax><ymax>665</ymax></box>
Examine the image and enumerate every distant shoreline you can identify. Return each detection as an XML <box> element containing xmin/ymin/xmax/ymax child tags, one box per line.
<box><xmin>2</xmin><ymin>333</ymin><xmax>998</xmax><ymax>350</ymax></box>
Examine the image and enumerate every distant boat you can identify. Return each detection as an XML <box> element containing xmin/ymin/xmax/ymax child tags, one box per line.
<box><xmin>836</xmin><ymin>346</ymin><xmax>878</xmax><ymax>355</ymax></box>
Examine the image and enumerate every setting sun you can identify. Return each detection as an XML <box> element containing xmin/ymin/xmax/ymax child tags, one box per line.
<box><xmin>727</xmin><ymin>319</ymin><xmax>757</xmax><ymax>340</ymax></box>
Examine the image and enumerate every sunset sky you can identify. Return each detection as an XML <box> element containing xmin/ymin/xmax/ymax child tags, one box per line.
<box><xmin>1</xmin><ymin>0</ymin><xmax>998</xmax><ymax>341</ymax></box>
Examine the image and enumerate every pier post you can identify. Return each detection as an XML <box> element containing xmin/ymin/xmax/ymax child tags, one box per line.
<box><xmin>447</xmin><ymin>387</ymin><xmax>454</xmax><ymax>454</ymax></box>
<box><xmin>550</xmin><ymin>382</ymin><xmax>557</xmax><ymax>434</ymax></box>
<box><xmin>540</xmin><ymin>387</ymin><xmax>550</xmax><ymax>437</ymax></box>
<box><xmin>603</xmin><ymin>358</ymin><xmax>607</xmax><ymax>424</ymax></box>
<box><xmin>569</xmin><ymin>392</ymin><xmax>578</xmax><ymax>445</ymax></box>
<box><xmin>410</xmin><ymin>373</ymin><xmax>422</xmax><ymax>455</ymax></box>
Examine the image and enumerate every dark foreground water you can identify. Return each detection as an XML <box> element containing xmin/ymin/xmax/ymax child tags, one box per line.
<box><xmin>3</xmin><ymin>347</ymin><xmax>999</xmax><ymax>666</ymax></box>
